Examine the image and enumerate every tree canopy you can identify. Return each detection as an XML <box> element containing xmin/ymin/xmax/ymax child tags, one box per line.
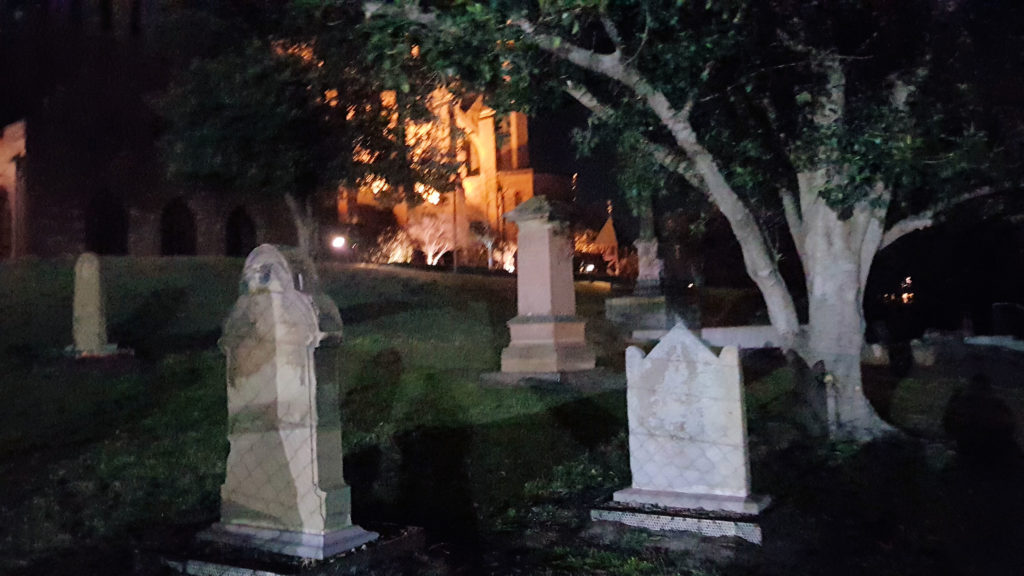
<box><xmin>360</xmin><ymin>0</ymin><xmax>1021</xmax><ymax>439</ymax></box>
<box><xmin>156</xmin><ymin>0</ymin><xmax>460</xmax><ymax>251</ymax></box>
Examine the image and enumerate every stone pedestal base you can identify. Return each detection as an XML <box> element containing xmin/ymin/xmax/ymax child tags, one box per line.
<box><xmin>500</xmin><ymin>316</ymin><xmax>596</xmax><ymax>373</ymax></box>
<box><xmin>613</xmin><ymin>488</ymin><xmax>770</xmax><ymax>515</ymax></box>
<box><xmin>198</xmin><ymin>523</ymin><xmax>378</xmax><ymax>560</ymax></box>
<box><xmin>153</xmin><ymin>524</ymin><xmax>421</xmax><ymax>576</ymax></box>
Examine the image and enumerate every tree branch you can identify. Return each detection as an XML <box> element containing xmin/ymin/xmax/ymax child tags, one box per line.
<box><xmin>513</xmin><ymin>19</ymin><xmax>654</xmax><ymax>96</ymax></box>
<box><xmin>600</xmin><ymin>15</ymin><xmax>623</xmax><ymax>55</ymax></box>
<box><xmin>880</xmin><ymin>186</ymin><xmax>996</xmax><ymax>250</ymax></box>
<box><xmin>564</xmin><ymin>82</ymin><xmax>703</xmax><ymax>190</ymax></box>
<box><xmin>780</xmin><ymin>188</ymin><xmax>805</xmax><ymax>261</ymax></box>
<box><xmin>385</xmin><ymin>7</ymin><xmax>801</xmax><ymax>339</ymax></box>
<box><xmin>363</xmin><ymin>1</ymin><xmax>436</xmax><ymax>24</ymax></box>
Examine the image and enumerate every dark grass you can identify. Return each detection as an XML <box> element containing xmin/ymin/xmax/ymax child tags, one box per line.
<box><xmin>0</xmin><ymin>259</ymin><xmax>1022</xmax><ymax>575</ymax></box>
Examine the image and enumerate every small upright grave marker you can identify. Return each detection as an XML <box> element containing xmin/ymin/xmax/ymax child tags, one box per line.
<box><xmin>70</xmin><ymin>252</ymin><xmax>119</xmax><ymax>357</ymax></box>
<box><xmin>200</xmin><ymin>244</ymin><xmax>376</xmax><ymax>560</ymax></box>
<box><xmin>604</xmin><ymin>238</ymin><xmax>672</xmax><ymax>342</ymax></box>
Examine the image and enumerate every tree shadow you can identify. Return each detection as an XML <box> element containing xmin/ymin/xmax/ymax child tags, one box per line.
<box><xmin>109</xmin><ymin>287</ymin><xmax>191</xmax><ymax>358</ymax></box>
<box><xmin>345</xmin><ymin>389</ymin><xmax>626</xmax><ymax>570</ymax></box>
<box><xmin>337</xmin><ymin>300</ymin><xmax>417</xmax><ymax>324</ymax></box>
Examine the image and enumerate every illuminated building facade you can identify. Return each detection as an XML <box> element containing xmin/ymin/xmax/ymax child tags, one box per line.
<box><xmin>341</xmin><ymin>91</ymin><xmax>573</xmax><ymax>253</ymax></box>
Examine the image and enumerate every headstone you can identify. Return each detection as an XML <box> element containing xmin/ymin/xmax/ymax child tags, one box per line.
<box><xmin>500</xmin><ymin>196</ymin><xmax>596</xmax><ymax>373</ymax></box>
<box><xmin>592</xmin><ymin>323</ymin><xmax>769</xmax><ymax>544</ymax></box>
<box><xmin>634</xmin><ymin>239</ymin><xmax>663</xmax><ymax>297</ymax></box>
<box><xmin>605</xmin><ymin>238</ymin><xmax>672</xmax><ymax>342</ymax></box>
<box><xmin>615</xmin><ymin>323</ymin><xmax>769</xmax><ymax>514</ymax></box>
<box><xmin>71</xmin><ymin>252</ymin><xmax>118</xmax><ymax>357</ymax></box>
<box><xmin>200</xmin><ymin>244</ymin><xmax>376</xmax><ymax>559</ymax></box>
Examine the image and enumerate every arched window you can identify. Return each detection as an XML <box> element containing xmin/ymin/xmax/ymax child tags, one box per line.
<box><xmin>86</xmin><ymin>193</ymin><xmax>129</xmax><ymax>255</ymax></box>
<box><xmin>0</xmin><ymin>188</ymin><xmax>10</xmax><ymax>259</ymax></box>
<box><xmin>160</xmin><ymin>197</ymin><xmax>197</xmax><ymax>256</ymax></box>
<box><xmin>225</xmin><ymin>207</ymin><xmax>257</xmax><ymax>257</ymax></box>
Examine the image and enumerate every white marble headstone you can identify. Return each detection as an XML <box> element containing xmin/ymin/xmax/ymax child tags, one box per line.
<box><xmin>615</xmin><ymin>323</ymin><xmax>769</xmax><ymax>514</ymax></box>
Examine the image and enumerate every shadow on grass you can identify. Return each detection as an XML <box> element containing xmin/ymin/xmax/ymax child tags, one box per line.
<box><xmin>739</xmin><ymin>438</ymin><xmax>1024</xmax><ymax>576</ymax></box>
<box><xmin>110</xmin><ymin>287</ymin><xmax>221</xmax><ymax>358</ymax></box>
<box><xmin>346</xmin><ymin>390</ymin><xmax>625</xmax><ymax>567</ymax></box>
<box><xmin>338</xmin><ymin>300</ymin><xmax>419</xmax><ymax>325</ymax></box>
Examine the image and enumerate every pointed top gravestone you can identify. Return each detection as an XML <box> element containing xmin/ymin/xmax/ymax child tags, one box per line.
<box><xmin>615</xmin><ymin>323</ymin><xmax>769</xmax><ymax>514</ymax></box>
<box><xmin>200</xmin><ymin>244</ymin><xmax>376</xmax><ymax>560</ymax></box>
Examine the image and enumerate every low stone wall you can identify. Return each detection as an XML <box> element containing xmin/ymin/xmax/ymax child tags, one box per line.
<box><xmin>700</xmin><ymin>325</ymin><xmax>783</xmax><ymax>349</ymax></box>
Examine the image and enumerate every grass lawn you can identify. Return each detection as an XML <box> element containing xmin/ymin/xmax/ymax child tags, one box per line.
<box><xmin>0</xmin><ymin>258</ymin><xmax>1022</xmax><ymax>575</ymax></box>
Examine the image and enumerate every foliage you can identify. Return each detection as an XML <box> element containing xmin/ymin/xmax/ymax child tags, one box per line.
<box><xmin>359</xmin><ymin>0</ymin><xmax>1024</xmax><ymax>438</ymax></box>
<box><xmin>469</xmin><ymin>221</ymin><xmax>497</xmax><ymax>269</ymax></box>
<box><xmin>367</xmin><ymin>226</ymin><xmax>416</xmax><ymax>264</ymax></box>
<box><xmin>155</xmin><ymin>1</ymin><xmax>461</xmax><ymax>227</ymax></box>
<box><xmin>158</xmin><ymin>39</ymin><xmax>347</xmax><ymax>201</ymax></box>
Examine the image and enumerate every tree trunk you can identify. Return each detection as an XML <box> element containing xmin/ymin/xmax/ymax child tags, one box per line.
<box><xmin>284</xmin><ymin>193</ymin><xmax>315</xmax><ymax>257</ymax></box>
<box><xmin>795</xmin><ymin>196</ymin><xmax>895</xmax><ymax>441</ymax></box>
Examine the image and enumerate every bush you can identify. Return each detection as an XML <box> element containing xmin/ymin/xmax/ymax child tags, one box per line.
<box><xmin>367</xmin><ymin>227</ymin><xmax>415</xmax><ymax>264</ymax></box>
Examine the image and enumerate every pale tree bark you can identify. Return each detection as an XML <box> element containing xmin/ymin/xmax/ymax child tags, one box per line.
<box><xmin>793</xmin><ymin>170</ymin><xmax>894</xmax><ymax>439</ymax></box>
<box><xmin>543</xmin><ymin>22</ymin><xmax>885</xmax><ymax>439</ymax></box>
<box><xmin>283</xmin><ymin>193</ymin><xmax>316</xmax><ymax>257</ymax></box>
<box><xmin>780</xmin><ymin>54</ymin><xmax>897</xmax><ymax>440</ymax></box>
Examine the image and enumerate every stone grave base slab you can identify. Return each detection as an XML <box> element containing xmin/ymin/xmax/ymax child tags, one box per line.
<box><xmin>605</xmin><ymin>296</ymin><xmax>671</xmax><ymax>332</ymax></box>
<box><xmin>197</xmin><ymin>523</ymin><xmax>378</xmax><ymax>560</ymax></box>
<box><xmin>613</xmin><ymin>488</ymin><xmax>771</xmax><ymax>515</ymax></box>
<box><xmin>591</xmin><ymin>500</ymin><xmax>767</xmax><ymax>545</ymax></box>
<box><xmin>628</xmin><ymin>329</ymin><xmax>670</xmax><ymax>344</ymax></box>
<box><xmin>65</xmin><ymin>343</ymin><xmax>132</xmax><ymax>360</ymax></box>
<box><xmin>157</xmin><ymin>524</ymin><xmax>421</xmax><ymax>576</ymax></box>
<box><xmin>480</xmin><ymin>368</ymin><xmax>625</xmax><ymax>391</ymax></box>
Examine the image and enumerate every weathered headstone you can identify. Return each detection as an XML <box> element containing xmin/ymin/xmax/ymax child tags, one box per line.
<box><xmin>500</xmin><ymin>196</ymin><xmax>596</xmax><ymax>373</ymax></box>
<box><xmin>593</xmin><ymin>323</ymin><xmax>769</xmax><ymax>543</ymax></box>
<box><xmin>71</xmin><ymin>252</ymin><xmax>118</xmax><ymax>357</ymax></box>
<box><xmin>604</xmin><ymin>238</ymin><xmax>672</xmax><ymax>342</ymax></box>
<box><xmin>200</xmin><ymin>244</ymin><xmax>376</xmax><ymax>559</ymax></box>
<box><xmin>634</xmin><ymin>239</ymin><xmax>663</xmax><ymax>297</ymax></box>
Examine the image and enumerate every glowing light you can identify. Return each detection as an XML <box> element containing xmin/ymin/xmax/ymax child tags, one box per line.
<box><xmin>504</xmin><ymin>261</ymin><xmax>515</xmax><ymax>273</ymax></box>
<box><xmin>584</xmin><ymin>264</ymin><xmax>596</xmax><ymax>273</ymax></box>
<box><xmin>330</xmin><ymin>236</ymin><xmax>346</xmax><ymax>249</ymax></box>
<box><xmin>415</xmin><ymin>182</ymin><xmax>441</xmax><ymax>205</ymax></box>
<box><xmin>901</xmin><ymin>292</ymin><xmax>914</xmax><ymax>304</ymax></box>
<box><xmin>688</xmin><ymin>283</ymin><xmax>695</xmax><ymax>288</ymax></box>
<box><xmin>324</xmin><ymin>88</ymin><xmax>339</xmax><ymax>107</ymax></box>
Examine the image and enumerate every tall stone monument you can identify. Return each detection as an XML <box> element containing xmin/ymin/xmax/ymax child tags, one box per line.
<box><xmin>71</xmin><ymin>252</ymin><xmax>118</xmax><ymax>357</ymax></box>
<box><xmin>500</xmin><ymin>196</ymin><xmax>596</xmax><ymax>373</ymax></box>
<box><xmin>593</xmin><ymin>323</ymin><xmax>769</xmax><ymax>543</ymax></box>
<box><xmin>201</xmin><ymin>244</ymin><xmax>376</xmax><ymax>559</ymax></box>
